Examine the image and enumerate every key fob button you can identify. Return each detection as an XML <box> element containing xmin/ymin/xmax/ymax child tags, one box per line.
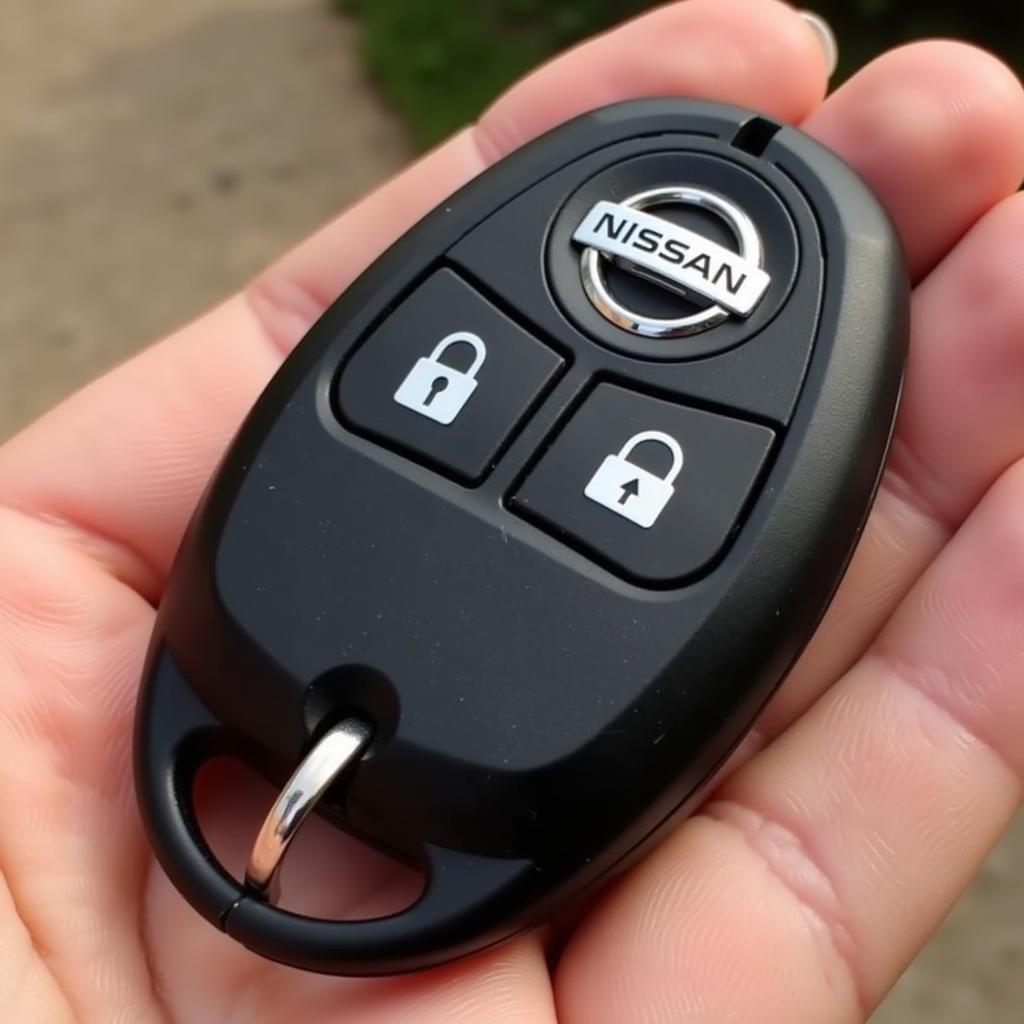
<box><xmin>511</xmin><ymin>383</ymin><xmax>776</xmax><ymax>585</ymax></box>
<box><xmin>337</xmin><ymin>269</ymin><xmax>564</xmax><ymax>483</ymax></box>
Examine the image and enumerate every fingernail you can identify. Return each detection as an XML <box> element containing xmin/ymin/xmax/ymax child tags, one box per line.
<box><xmin>800</xmin><ymin>10</ymin><xmax>839</xmax><ymax>78</ymax></box>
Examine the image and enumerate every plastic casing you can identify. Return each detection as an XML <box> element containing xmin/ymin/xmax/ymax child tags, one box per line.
<box><xmin>135</xmin><ymin>100</ymin><xmax>909</xmax><ymax>975</ymax></box>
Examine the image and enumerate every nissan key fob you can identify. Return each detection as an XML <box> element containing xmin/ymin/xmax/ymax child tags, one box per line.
<box><xmin>135</xmin><ymin>99</ymin><xmax>908</xmax><ymax>976</ymax></box>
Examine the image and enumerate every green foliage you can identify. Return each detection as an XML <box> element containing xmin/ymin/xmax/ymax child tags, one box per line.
<box><xmin>337</xmin><ymin>0</ymin><xmax>1022</xmax><ymax>150</ymax></box>
<box><xmin>336</xmin><ymin>0</ymin><xmax>650</xmax><ymax>147</ymax></box>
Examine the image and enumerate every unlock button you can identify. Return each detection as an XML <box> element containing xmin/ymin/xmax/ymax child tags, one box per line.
<box><xmin>512</xmin><ymin>384</ymin><xmax>776</xmax><ymax>585</ymax></box>
<box><xmin>338</xmin><ymin>270</ymin><xmax>563</xmax><ymax>483</ymax></box>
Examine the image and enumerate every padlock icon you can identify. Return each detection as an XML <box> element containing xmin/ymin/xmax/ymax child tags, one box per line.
<box><xmin>393</xmin><ymin>331</ymin><xmax>487</xmax><ymax>425</ymax></box>
<box><xmin>584</xmin><ymin>430</ymin><xmax>685</xmax><ymax>528</ymax></box>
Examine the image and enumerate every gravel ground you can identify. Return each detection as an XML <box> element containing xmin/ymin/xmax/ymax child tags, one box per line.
<box><xmin>0</xmin><ymin>1</ymin><xmax>1020</xmax><ymax>1020</ymax></box>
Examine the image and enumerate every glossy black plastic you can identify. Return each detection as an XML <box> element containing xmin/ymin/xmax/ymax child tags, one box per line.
<box><xmin>135</xmin><ymin>99</ymin><xmax>909</xmax><ymax>975</ymax></box>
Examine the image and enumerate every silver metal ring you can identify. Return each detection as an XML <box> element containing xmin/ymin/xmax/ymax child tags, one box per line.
<box><xmin>579</xmin><ymin>186</ymin><xmax>764</xmax><ymax>339</ymax></box>
<box><xmin>245</xmin><ymin>717</ymin><xmax>373</xmax><ymax>900</ymax></box>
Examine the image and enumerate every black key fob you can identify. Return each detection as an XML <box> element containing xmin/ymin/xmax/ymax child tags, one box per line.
<box><xmin>135</xmin><ymin>99</ymin><xmax>908</xmax><ymax>975</ymax></box>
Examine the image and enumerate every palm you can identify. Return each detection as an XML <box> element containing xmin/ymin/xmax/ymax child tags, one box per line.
<box><xmin>3</xmin><ymin>3</ymin><xmax>1024</xmax><ymax>1021</ymax></box>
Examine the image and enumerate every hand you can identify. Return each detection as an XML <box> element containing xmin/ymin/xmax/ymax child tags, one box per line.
<box><xmin>2</xmin><ymin>2</ymin><xmax>1024</xmax><ymax>1020</ymax></box>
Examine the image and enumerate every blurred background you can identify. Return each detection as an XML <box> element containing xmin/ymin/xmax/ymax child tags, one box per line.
<box><xmin>0</xmin><ymin>0</ymin><xmax>1021</xmax><ymax>1019</ymax></box>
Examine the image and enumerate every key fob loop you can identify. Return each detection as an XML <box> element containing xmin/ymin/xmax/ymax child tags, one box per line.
<box><xmin>137</xmin><ymin>646</ymin><xmax>558</xmax><ymax>975</ymax></box>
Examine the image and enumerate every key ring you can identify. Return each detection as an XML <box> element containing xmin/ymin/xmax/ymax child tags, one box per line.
<box><xmin>245</xmin><ymin>717</ymin><xmax>373</xmax><ymax>901</ymax></box>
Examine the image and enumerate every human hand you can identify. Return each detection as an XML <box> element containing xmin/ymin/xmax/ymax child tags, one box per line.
<box><xmin>2</xmin><ymin>2</ymin><xmax>1024</xmax><ymax>1020</ymax></box>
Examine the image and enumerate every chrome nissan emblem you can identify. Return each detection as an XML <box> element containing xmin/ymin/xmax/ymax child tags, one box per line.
<box><xmin>572</xmin><ymin>186</ymin><xmax>772</xmax><ymax>338</ymax></box>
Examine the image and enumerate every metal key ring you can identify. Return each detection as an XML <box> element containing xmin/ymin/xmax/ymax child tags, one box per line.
<box><xmin>245</xmin><ymin>717</ymin><xmax>373</xmax><ymax>901</ymax></box>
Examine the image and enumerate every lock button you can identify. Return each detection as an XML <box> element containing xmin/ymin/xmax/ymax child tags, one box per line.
<box><xmin>338</xmin><ymin>269</ymin><xmax>564</xmax><ymax>483</ymax></box>
<box><xmin>393</xmin><ymin>331</ymin><xmax>487</xmax><ymax>425</ymax></box>
<box><xmin>512</xmin><ymin>384</ymin><xmax>776</xmax><ymax>585</ymax></box>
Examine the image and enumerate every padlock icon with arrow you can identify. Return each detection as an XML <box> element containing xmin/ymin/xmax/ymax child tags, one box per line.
<box><xmin>584</xmin><ymin>430</ymin><xmax>684</xmax><ymax>528</ymax></box>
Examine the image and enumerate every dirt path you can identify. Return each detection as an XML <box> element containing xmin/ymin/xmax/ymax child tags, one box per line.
<box><xmin>0</xmin><ymin>0</ymin><xmax>407</xmax><ymax>438</ymax></box>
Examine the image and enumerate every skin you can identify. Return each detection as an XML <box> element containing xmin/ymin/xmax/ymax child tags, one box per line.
<box><xmin>0</xmin><ymin>1</ymin><xmax>1023</xmax><ymax>1020</ymax></box>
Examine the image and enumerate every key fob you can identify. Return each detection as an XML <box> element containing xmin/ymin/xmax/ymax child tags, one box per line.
<box><xmin>135</xmin><ymin>99</ymin><xmax>908</xmax><ymax>975</ymax></box>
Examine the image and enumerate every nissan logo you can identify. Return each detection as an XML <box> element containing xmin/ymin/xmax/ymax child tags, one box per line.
<box><xmin>572</xmin><ymin>186</ymin><xmax>771</xmax><ymax>338</ymax></box>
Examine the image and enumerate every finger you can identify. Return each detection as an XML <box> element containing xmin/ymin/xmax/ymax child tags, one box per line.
<box><xmin>700</xmin><ymin>44</ymin><xmax>1024</xmax><ymax>763</ymax></box>
<box><xmin>803</xmin><ymin>41</ymin><xmax>1024</xmax><ymax>280</ymax></box>
<box><xmin>0</xmin><ymin>0</ymin><xmax>830</xmax><ymax>591</ymax></box>
<box><xmin>556</xmin><ymin>458</ymin><xmax>1024</xmax><ymax>1023</ymax></box>
<box><xmin>756</xmin><ymin>188</ymin><xmax>1024</xmax><ymax>742</ymax></box>
<box><xmin>0</xmin><ymin>508</ymin><xmax>161</xmax><ymax>1020</ymax></box>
